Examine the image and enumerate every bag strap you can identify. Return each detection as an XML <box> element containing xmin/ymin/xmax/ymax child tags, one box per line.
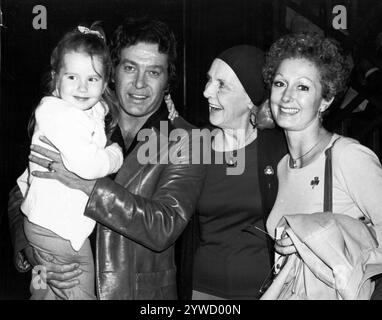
<box><xmin>323</xmin><ymin>137</ymin><xmax>341</xmax><ymax>212</ymax></box>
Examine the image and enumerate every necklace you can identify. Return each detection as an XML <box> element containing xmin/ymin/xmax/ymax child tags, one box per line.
<box><xmin>225</xmin><ymin>129</ymin><xmax>257</xmax><ymax>167</ymax></box>
<box><xmin>289</xmin><ymin>138</ymin><xmax>322</xmax><ymax>169</ymax></box>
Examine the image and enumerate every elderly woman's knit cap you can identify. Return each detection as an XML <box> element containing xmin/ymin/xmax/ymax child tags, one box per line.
<box><xmin>217</xmin><ymin>45</ymin><xmax>265</xmax><ymax>105</ymax></box>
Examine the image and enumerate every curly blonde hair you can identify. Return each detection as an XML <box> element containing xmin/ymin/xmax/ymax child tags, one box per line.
<box><xmin>263</xmin><ymin>32</ymin><xmax>352</xmax><ymax>101</ymax></box>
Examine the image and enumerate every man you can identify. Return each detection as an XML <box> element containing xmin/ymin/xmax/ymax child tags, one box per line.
<box><xmin>8</xmin><ymin>17</ymin><xmax>205</xmax><ymax>300</ymax></box>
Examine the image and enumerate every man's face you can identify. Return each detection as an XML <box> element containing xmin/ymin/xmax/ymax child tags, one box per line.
<box><xmin>114</xmin><ymin>42</ymin><xmax>169</xmax><ymax>118</ymax></box>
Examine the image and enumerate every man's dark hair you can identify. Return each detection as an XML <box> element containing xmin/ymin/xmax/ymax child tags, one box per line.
<box><xmin>109</xmin><ymin>16</ymin><xmax>177</xmax><ymax>91</ymax></box>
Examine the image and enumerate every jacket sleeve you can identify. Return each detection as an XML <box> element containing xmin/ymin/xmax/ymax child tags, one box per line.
<box><xmin>84</xmin><ymin>132</ymin><xmax>206</xmax><ymax>252</ymax></box>
<box><xmin>7</xmin><ymin>185</ymin><xmax>31</xmax><ymax>272</ymax></box>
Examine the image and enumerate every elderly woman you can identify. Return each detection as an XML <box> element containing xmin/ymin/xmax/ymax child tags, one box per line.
<box><xmin>262</xmin><ymin>32</ymin><xmax>382</xmax><ymax>299</ymax></box>
<box><xmin>169</xmin><ymin>45</ymin><xmax>287</xmax><ymax>300</ymax></box>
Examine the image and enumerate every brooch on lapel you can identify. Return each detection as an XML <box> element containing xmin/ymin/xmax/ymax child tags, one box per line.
<box><xmin>264</xmin><ymin>165</ymin><xmax>274</xmax><ymax>176</ymax></box>
<box><xmin>226</xmin><ymin>150</ymin><xmax>237</xmax><ymax>168</ymax></box>
<box><xmin>310</xmin><ymin>176</ymin><xmax>319</xmax><ymax>189</ymax></box>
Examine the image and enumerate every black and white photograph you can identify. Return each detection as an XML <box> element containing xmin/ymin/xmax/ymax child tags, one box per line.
<box><xmin>1</xmin><ymin>0</ymin><xmax>382</xmax><ymax>306</ymax></box>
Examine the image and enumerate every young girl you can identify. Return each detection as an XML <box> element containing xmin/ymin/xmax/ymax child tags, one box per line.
<box><xmin>17</xmin><ymin>24</ymin><xmax>123</xmax><ymax>300</ymax></box>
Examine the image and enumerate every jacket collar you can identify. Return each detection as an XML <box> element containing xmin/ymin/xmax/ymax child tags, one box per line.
<box><xmin>111</xmin><ymin>102</ymin><xmax>171</xmax><ymax>157</ymax></box>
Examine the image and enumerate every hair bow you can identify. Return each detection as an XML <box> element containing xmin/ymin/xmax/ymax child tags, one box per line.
<box><xmin>77</xmin><ymin>26</ymin><xmax>104</xmax><ymax>40</ymax></box>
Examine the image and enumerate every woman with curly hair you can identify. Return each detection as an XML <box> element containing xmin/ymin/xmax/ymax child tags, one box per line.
<box><xmin>263</xmin><ymin>32</ymin><xmax>382</xmax><ymax>299</ymax></box>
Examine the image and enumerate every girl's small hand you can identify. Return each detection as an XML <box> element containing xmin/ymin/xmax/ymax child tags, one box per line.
<box><xmin>274</xmin><ymin>228</ymin><xmax>297</xmax><ymax>256</ymax></box>
<box><xmin>164</xmin><ymin>94</ymin><xmax>179</xmax><ymax>121</ymax></box>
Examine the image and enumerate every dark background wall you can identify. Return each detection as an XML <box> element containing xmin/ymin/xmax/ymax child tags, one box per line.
<box><xmin>1</xmin><ymin>0</ymin><xmax>381</xmax><ymax>299</ymax></box>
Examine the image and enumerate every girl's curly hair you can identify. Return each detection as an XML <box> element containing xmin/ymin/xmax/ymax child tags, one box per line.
<box><xmin>263</xmin><ymin>32</ymin><xmax>352</xmax><ymax>101</ymax></box>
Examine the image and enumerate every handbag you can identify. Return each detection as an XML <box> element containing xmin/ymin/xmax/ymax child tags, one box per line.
<box><xmin>261</xmin><ymin>137</ymin><xmax>382</xmax><ymax>300</ymax></box>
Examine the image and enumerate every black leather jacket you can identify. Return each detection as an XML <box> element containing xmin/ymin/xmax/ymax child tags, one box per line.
<box><xmin>86</xmin><ymin>125</ymin><xmax>205</xmax><ymax>299</ymax></box>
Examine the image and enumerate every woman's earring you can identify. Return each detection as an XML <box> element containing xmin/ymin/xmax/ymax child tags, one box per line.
<box><xmin>318</xmin><ymin>109</ymin><xmax>323</xmax><ymax>122</ymax></box>
<box><xmin>250</xmin><ymin>110</ymin><xmax>257</xmax><ymax>128</ymax></box>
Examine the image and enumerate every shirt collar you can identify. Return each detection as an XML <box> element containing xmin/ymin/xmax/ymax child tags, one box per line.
<box><xmin>110</xmin><ymin>102</ymin><xmax>172</xmax><ymax>157</ymax></box>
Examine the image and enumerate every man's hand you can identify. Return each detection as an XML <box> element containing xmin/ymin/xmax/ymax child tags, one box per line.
<box><xmin>33</xmin><ymin>249</ymin><xmax>82</xmax><ymax>290</ymax></box>
<box><xmin>23</xmin><ymin>245</ymin><xmax>81</xmax><ymax>293</ymax></box>
<box><xmin>29</xmin><ymin>136</ymin><xmax>96</xmax><ymax>196</ymax></box>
